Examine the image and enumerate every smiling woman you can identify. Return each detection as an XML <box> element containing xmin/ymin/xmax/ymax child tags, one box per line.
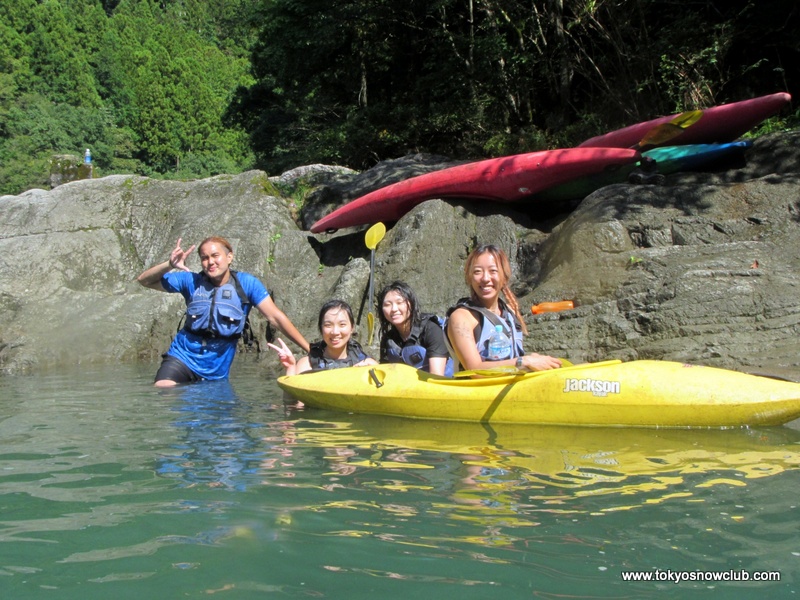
<box><xmin>136</xmin><ymin>236</ymin><xmax>309</xmax><ymax>386</ymax></box>
<box><xmin>446</xmin><ymin>244</ymin><xmax>562</xmax><ymax>374</ymax></box>
<box><xmin>377</xmin><ymin>280</ymin><xmax>452</xmax><ymax>376</ymax></box>
<box><xmin>269</xmin><ymin>299</ymin><xmax>377</xmax><ymax>376</ymax></box>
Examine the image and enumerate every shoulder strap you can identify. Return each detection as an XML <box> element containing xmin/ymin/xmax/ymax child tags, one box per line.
<box><xmin>453</xmin><ymin>298</ymin><xmax>508</xmax><ymax>331</ymax></box>
<box><xmin>229</xmin><ymin>271</ymin><xmax>250</xmax><ymax>309</ymax></box>
<box><xmin>405</xmin><ymin>314</ymin><xmax>437</xmax><ymax>344</ymax></box>
<box><xmin>307</xmin><ymin>341</ymin><xmax>325</xmax><ymax>368</ymax></box>
<box><xmin>230</xmin><ymin>270</ymin><xmax>258</xmax><ymax>350</ymax></box>
<box><xmin>465</xmin><ymin>305</ymin><xmax>505</xmax><ymax>330</ymax></box>
<box><xmin>347</xmin><ymin>339</ymin><xmax>369</xmax><ymax>362</ymax></box>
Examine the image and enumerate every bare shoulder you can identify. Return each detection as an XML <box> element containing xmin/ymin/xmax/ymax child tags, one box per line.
<box><xmin>294</xmin><ymin>356</ymin><xmax>312</xmax><ymax>374</ymax></box>
<box><xmin>447</xmin><ymin>307</ymin><xmax>478</xmax><ymax>338</ymax></box>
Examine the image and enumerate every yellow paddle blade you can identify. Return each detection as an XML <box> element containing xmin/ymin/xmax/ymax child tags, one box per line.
<box><xmin>365</xmin><ymin>221</ymin><xmax>384</xmax><ymax>346</ymax></box>
<box><xmin>670</xmin><ymin>109</ymin><xmax>703</xmax><ymax>128</ymax></box>
<box><xmin>367</xmin><ymin>312</ymin><xmax>375</xmax><ymax>345</ymax></box>
<box><xmin>365</xmin><ymin>222</ymin><xmax>386</xmax><ymax>250</ymax></box>
<box><xmin>635</xmin><ymin>109</ymin><xmax>704</xmax><ymax>149</ymax></box>
<box><xmin>637</xmin><ymin>123</ymin><xmax>682</xmax><ymax>148</ymax></box>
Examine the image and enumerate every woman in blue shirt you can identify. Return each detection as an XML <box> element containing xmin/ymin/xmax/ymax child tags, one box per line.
<box><xmin>137</xmin><ymin>236</ymin><xmax>309</xmax><ymax>386</ymax></box>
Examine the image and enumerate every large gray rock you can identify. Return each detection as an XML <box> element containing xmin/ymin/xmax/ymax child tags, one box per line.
<box><xmin>1</xmin><ymin>132</ymin><xmax>799</xmax><ymax>380</ymax></box>
<box><xmin>0</xmin><ymin>172</ymin><xmax>322</xmax><ymax>372</ymax></box>
<box><xmin>522</xmin><ymin>131</ymin><xmax>800</xmax><ymax>377</ymax></box>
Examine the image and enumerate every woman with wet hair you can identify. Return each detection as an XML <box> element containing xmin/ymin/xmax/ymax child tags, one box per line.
<box><xmin>377</xmin><ymin>280</ymin><xmax>452</xmax><ymax>376</ymax></box>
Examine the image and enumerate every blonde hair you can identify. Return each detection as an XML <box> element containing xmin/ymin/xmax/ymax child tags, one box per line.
<box><xmin>463</xmin><ymin>244</ymin><xmax>528</xmax><ymax>335</ymax></box>
<box><xmin>198</xmin><ymin>236</ymin><xmax>234</xmax><ymax>255</ymax></box>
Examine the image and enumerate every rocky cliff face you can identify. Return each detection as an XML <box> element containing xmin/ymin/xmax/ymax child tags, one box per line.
<box><xmin>2</xmin><ymin>132</ymin><xmax>799</xmax><ymax>379</ymax></box>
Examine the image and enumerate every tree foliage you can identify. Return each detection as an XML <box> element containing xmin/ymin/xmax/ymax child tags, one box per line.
<box><xmin>231</xmin><ymin>0</ymin><xmax>798</xmax><ymax>173</ymax></box>
<box><xmin>0</xmin><ymin>0</ymin><xmax>256</xmax><ymax>194</ymax></box>
<box><xmin>0</xmin><ymin>0</ymin><xmax>797</xmax><ymax>195</ymax></box>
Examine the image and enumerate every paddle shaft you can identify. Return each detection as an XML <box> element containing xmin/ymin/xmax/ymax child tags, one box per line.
<box><xmin>455</xmin><ymin>358</ymin><xmax>574</xmax><ymax>378</ymax></box>
<box><xmin>368</xmin><ymin>249</ymin><xmax>376</xmax><ymax>312</ymax></box>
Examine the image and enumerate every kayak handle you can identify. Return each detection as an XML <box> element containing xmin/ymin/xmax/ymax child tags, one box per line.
<box><xmin>369</xmin><ymin>368</ymin><xmax>384</xmax><ymax>388</ymax></box>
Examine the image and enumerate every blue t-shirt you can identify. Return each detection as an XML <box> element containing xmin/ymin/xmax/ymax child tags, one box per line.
<box><xmin>162</xmin><ymin>271</ymin><xmax>270</xmax><ymax>380</ymax></box>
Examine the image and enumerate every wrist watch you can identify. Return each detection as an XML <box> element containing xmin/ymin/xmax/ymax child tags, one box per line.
<box><xmin>515</xmin><ymin>357</ymin><xmax>524</xmax><ymax>369</ymax></box>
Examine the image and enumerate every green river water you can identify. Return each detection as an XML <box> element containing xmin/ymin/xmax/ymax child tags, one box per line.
<box><xmin>1</xmin><ymin>359</ymin><xmax>798</xmax><ymax>599</ymax></box>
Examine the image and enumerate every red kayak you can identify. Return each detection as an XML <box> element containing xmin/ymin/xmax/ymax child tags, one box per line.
<box><xmin>310</xmin><ymin>147</ymin><xmax>640</xmax><ymax>232</ymax></box>
<box><xmin>579</xmin><ymin>92</ymin><xmax>791</xmax><ymax>149</ymax></box>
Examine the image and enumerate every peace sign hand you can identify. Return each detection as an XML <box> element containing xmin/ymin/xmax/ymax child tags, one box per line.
<box><xmin>267</xmin><ymin>338</ymin><xmax>297</xmax><ymax>369</ymax></box>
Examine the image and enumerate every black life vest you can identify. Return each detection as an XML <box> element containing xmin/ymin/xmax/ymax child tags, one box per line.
<box><xmin>384</xmin><ymin>314</ymin><xmax>454</xmax><ymax>376</ymax></box>
<box><xmin>308</xmin><ymin>340</ymin><xmax>369</xmax><ymax>370</ymax></box>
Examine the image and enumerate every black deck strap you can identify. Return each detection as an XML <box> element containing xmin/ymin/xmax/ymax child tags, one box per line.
<box><xmin>369</xmin><ymin>368</ymin><xmax>383</xmax><ymax>388</ymax></box>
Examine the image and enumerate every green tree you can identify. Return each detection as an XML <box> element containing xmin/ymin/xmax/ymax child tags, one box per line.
<box><xmin>233</xmin><ymin>0</ymin><xmax>799</xmax><ymax>172</ymax></box>
<box><xmin>27</xmin><ymin>0</ymin><xmax>103</xmax><ymax>107</ymax></box>
<box><xmin>231</xmin><ymin>0</ymin><xmax>490</xmax><ymax>171</ymax></box>
<box><xmin>99</xmin><ymin>0</ymin><xmax>253</xmax><ymax>172</ymax></box>
<box><xmin>0</xmin><ymin>21</ymin><xmax>32</xmax><ymax>134</ymax></box>
<box><xmin>1</xmin><ymin>0</ymin><xmax>796</xmax><ymax>195</ymax></box>
<box><xmin>1</xmin><ymin>0</ymin><xmax>258</xmax><ymax>193</ymax></box>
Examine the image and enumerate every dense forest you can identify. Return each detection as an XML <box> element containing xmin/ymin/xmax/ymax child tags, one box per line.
<box><xmin>1</xmin><ymin>0</ymin><xmax>797</xmax><ymax>195</ymax></box>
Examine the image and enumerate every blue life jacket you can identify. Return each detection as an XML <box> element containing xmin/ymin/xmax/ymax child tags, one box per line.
<box><xmin>445</xmin><ymin>298</ymin><xmax>524</xmax><ymax>367</ymax></box>
<box><xmin>384</xmin><ymin>314</ymin><xmax>454</xmax><ymax>376</ymax></box>
<box><xmin>183</xmin><ymin>271</ymin><xmax>250</xmax><ymax>339</ymax></box>
<box><xmin>308</xmin><ymin>340</ymin><xmax>368</xmax><ymax>370</ymax></box>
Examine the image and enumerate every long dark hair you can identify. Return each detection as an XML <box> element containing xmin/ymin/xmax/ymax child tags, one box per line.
<box><xmin>377</xmin><ymin>280</ymin><xmax>420</xmax><ymax>339</ymax></box>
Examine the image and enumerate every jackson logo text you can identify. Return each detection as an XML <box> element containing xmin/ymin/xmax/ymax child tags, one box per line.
<box><xmin>563</xmin><ymin>378</ymin><xmax>621</xmax><ymax>397</ymax></box>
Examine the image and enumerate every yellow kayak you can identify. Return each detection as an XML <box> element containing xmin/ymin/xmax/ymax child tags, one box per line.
<box><xmin>277</xmin><ymin>360</ymin><xmax>800</xmax><ymax>428</ymax></box>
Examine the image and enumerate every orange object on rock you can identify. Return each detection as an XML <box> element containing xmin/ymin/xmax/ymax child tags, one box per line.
<box><xmin>531</xmin><ymin>300</ymin><xmax>574</xmax><ymax>315</ymax></box>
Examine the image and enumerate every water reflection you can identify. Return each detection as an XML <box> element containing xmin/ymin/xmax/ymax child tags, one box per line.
<box><xmin>279</xmin><ymin>412</ymin><xmax>800</xmax><ymax>539</ymax></box>
<box><xmin>155</xmin><ymin>380</ymin><xmax>267</xmax><ymax>491</ymax></box>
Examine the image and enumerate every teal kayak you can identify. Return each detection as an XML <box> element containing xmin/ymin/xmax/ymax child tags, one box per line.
<box><xmin>534</xmin><ymin>140</ymin><xmax>752</xmax><ymax>203</ymax></box>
